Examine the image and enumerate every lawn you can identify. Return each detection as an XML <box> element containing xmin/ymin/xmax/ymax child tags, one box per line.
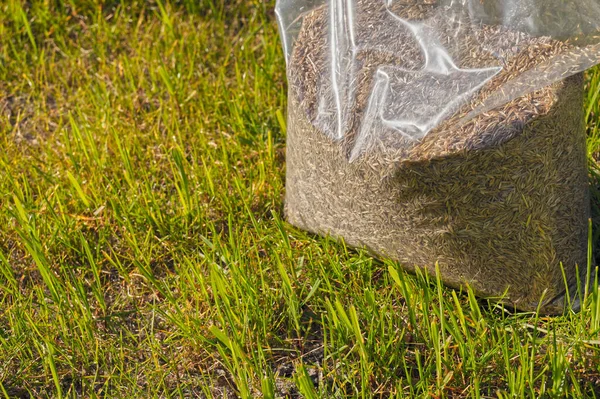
<box><xmin>1</xmin><ymin>1</ymin><xmax>600</xmax><ymax>397</ymax></box>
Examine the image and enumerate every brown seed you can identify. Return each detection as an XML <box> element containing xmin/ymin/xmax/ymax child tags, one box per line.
<box><xmin>284</xmin><ymin>0</ymin><xmax>593</xmax><ymax>313</ymax></box>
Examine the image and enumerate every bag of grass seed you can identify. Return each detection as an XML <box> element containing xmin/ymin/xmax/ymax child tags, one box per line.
<box><xmin>276</xmin><ymin>0</ymin><xmax>600</xmax><ymax>313</ymax></box>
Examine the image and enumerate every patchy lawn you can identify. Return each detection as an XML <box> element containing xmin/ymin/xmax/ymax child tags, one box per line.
<box><xmin>1</xmin><ymin>1</ymin><xmax>600</xmax><ymax>398</ymax></box>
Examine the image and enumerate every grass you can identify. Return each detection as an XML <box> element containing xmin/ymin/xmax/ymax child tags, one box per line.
<box><xmin>1</xmin><ymin>0</ymin><xmax>600</xmax><ymax>397</ymax></box>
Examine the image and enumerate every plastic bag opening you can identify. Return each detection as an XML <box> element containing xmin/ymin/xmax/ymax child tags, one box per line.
<box><xmin>276</xmin><ymin>0</ymin><xmax>600</xmax><ymax>159</ymax></box>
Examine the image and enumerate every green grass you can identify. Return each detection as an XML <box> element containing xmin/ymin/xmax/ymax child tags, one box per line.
<box><xmin>1</xmin><ymin>1</ymin><xmax>600</xmax><ymax>397</ymax></box>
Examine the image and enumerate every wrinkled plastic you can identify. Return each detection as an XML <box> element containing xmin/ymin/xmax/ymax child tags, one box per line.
<box><xmin>276</xmin><ymin>0</ymin><xmax>600</xmax><ymax>158</ymax></box>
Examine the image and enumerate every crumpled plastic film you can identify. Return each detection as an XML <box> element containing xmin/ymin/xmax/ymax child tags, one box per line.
<box><xmin>276</xmin><ymin>0</ymin><xmax>600</xmax><ymax>158</ymax></box>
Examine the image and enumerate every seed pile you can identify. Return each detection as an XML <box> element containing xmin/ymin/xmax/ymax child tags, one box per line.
<box><xmin>284</xmin><ymin>0</ymin><xmax>591</xmax><ymax>313</ymax></box>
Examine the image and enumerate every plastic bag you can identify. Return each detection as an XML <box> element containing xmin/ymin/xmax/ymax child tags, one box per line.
<box><xmin>278</xmin><ymin>0</ymin><xmax>595</xmax><ymax>313</ymax></box>
<box><xmin>276</xmin><ymin>0</ymin><xmax>600</xmax><ymax>158</ymax></box>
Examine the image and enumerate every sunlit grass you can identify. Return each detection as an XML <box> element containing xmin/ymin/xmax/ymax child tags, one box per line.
<box><xmin>1</xmin><ymin>1</ymin><xmax>600</xmax><ymax>397</ymax></box>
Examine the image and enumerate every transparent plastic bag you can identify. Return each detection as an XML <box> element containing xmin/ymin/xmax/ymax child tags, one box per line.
<box><xmin>279</xmin><ymin>0</ymin><xmax>595</xmax><ymax>312</ymax></box>
<box><xmin>276</xmin><ymin>0</ymin><xmax>600</xmax><ymax>159</ymax></box>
